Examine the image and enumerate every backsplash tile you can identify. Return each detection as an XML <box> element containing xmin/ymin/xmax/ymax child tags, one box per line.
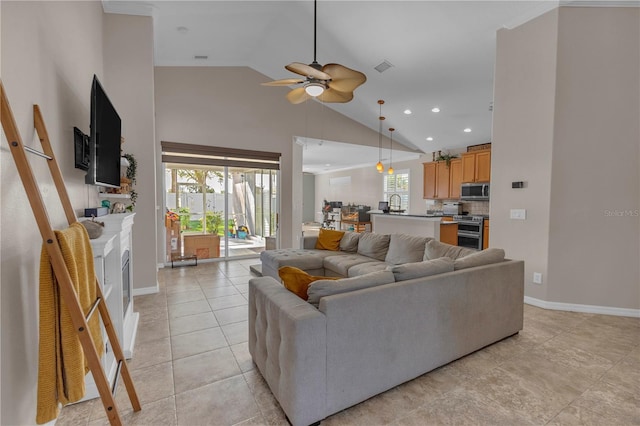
<box><xmin>427</xmin><ymin>200</ymin><xmax>490</xmax><ymax>216</ymax></box>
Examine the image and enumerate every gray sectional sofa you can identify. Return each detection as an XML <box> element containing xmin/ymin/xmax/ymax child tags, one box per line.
<box><xmin>249</xmin><ymin>232</ymin><xmax>524</xmax><ymax>426</ymax></box>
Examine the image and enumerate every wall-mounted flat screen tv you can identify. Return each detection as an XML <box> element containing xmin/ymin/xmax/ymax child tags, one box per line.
<box><xmin>85</xmin><ymin>75</ymin><xmax>121</xmax><ymax>188</ymax></box>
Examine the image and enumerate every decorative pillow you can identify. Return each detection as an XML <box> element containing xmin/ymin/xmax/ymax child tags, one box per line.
<box><xmin>339</xmin><ymin>232</ymin><xmax>361</xmax><ymax>253</ymax></box>
<box><xmin>385</xmin><ymin>234</ymin><xmax>430</xmax><ymax>265</ymax></box>
<box><xmin>424</xmin><ymin>239</ymin><xmax>476</xmax><ymax>260</ymax></box>
<box><xmin>315</xmin><ymin>228</ymin><xmax>345</xmax><ymax>251</ymax></box>
<box><xmin>307</xmin><ymin>270</ymin><xmax>395</xmax><ymax>307</ymax></box>
<box><xmin>278</xmin><ymin>266</ymin><xmax>338</xmax><ymax>300</ymax></box>
<box><xmin>357</xmin><ymin>232</ymin><xmax>391</xmax><ymax>261</ymax></box>
<box><xmin>454</xmin><ymin>248</ymin><xmax>506</xmax><ymax>270</ymax></box>
<box><xmin>387</xmin><ymin>257</ymin><xmax>454</xmax><ymax>281</ymax></box>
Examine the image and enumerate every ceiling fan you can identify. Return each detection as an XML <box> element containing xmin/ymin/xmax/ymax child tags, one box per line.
<box><xmin>261</xmin><ymin>0</ymin><xmax>367</xmax><ymax>104</ymax></box>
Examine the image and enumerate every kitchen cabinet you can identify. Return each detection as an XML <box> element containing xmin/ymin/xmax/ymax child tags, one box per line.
<box><xmin>440</xmin><ymin>216</ymin><xmax>458</xmax><ymax>246</ymax></box>
<box><xmin>423</xmin><ymin>162</ymin><xmax>437</xmax><ymax>199</ymax></box>
<box><xmin>483</xmin><ymin>219</ymin><xmax>490</xmax><ymax>249</ymax></box>
<box><xmin>462</xmin><ymin>149</ymin><xmax>491</xmax><ymax>183</ymax></box>
<box><xmin>424</xmin><ymin>160</ymin><xmax>459</xmax><ymax>200</ymax></box>
<box><xmin>436</xmin><ymin>161</ymin><xmax>451</xmax><ymax>199</ymax></box>
<box><xmin>448</xmin><ymin>158</ymin><xmax>462</xmax><ymax>199</ymax></box>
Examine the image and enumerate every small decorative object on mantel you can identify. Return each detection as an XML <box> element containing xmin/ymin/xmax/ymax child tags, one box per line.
<box><xmin>112</xmin><ymin>202</ymin><xmax>126</xmax><ymax>214</ymax></box>
<box><xmin>467</xmin><ymin>142</ymin><xmax>491</xmax><ymax>152</ymax></box>
<box><xmin>80</xmin><ymin>216</ymin><xmax>105</xmax><ymax>239</ymax></box>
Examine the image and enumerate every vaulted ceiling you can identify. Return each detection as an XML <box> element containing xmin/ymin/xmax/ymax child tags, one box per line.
<box><xmin>104</xmin><ymin>0</ymin><xmax>558</xmax><ymax>170</ymax></box>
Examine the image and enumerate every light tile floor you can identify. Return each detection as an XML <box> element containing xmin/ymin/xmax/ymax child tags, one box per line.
<box><xmin>58</xmin><ymin>259</ymin><xmax>640</xmax><ymax>425</ymax></box>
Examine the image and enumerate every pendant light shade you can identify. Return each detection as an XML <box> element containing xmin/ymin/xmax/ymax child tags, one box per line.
<box><xmin>376</xmin><ymin>100</ymin><xmax>385</xmax><ymax>173</ymax></box>
<box><xmin>388</xmin><ymin>127</ymin><xmax>395</xmax><ymax>175</ymax></box>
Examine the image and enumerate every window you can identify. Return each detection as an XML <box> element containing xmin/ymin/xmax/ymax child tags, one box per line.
<box><xmin>383</xmin><ymin>170</ymin><xmax>409</xmax><ymax>212</ymax></box>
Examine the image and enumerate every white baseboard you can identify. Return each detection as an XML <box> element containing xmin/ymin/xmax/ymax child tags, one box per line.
<box><xmin>524</xmin><ymin>296</ymin><xmax>640</xmax><ymax>318</ymax></box>
<box><xmin>133</xmin><ymin>283</ymin><xmax>159</xmax><ymax>296</ymax></box>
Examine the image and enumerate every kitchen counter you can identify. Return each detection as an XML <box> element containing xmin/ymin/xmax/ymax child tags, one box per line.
<box><xmin>371</xmin><ymin>213</ymin><xmax>446</xmax><ymax>239</ymax></box>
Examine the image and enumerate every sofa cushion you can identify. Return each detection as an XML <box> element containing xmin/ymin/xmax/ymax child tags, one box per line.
<box><xmin>307</xmin><ymin>270</ymin><xmax>396</xmax><ymax>307</ymax></box>
<box><xmin>278</xmin><ymin>266</ymin><xmax>339</xmax><ymax>300</ymax></box>
<box><xmin>385</xmin><ymin>234</ymin><xmax>430</xmax><ymax>265</ymax></box>
<box><xmin>357</xmin><ymin>232</ymin><xmax>391</xmax><ymax>261</ymax></box>
<box><xmin>324</xmin><ymin>254</ymin><xmax>376</xmax><ymax>277</ymax></box>
<box><xmin>315</xmin><ymin>228</ymin><xmax>345</xmax><ymax>251</ymax></box>
<box><xmin>454</xmin><ymin>248</ymin><xmax>506</xmax><ymax>270</ymax></box>
<box><xmin>347</xmin><ymin>261</ymin><xmax>390</xmax><ymax>277</ymax></box>
<box><xmin>387</xmin><ymin>257</ymin><xmax>454</xmax><ymax>281</ymax></box>
<box><xmin>339</xmin><ymin>232</ymin><xmax>360</xmax><ymax>253</ymax></box>
<box><xmin>424</xmin><ymin>240</ymin><xmax>476</xmax><ymax>260</ymax></box>
<box><xmin>261</xmin><ymin>249</ymin><xmax>325</xmax><ymax>272</ymax></box>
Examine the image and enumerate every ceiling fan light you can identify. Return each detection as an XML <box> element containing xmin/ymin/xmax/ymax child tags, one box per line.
<box><xmin>305</xmin><ymin>83</ymin><xmax>325</xmax><ymax>97</ymax></box>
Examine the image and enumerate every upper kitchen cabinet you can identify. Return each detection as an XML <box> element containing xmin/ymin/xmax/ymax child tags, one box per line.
<box><xmin>448</xmin><ymin>158</ymin><xmax>462</xmax><ymax>199</ymax></box>
<box><xmin>462</xmin><ymin>149</ymin><xmax>491</xmax><ymax>183</ymax></box>
<box><xmin>435</xmin><ymin>161</ymin><xmax>451</xmax><ymax>200</ymax></box>
<box><xmin>423</xmin><ymin>162</ymin><xmax>437</xmax><ymax>199</ymax></box>
<box><xmin>424</xmin><ymin>159</ymin><xmax>460</xmax><ymax>200</ymax></box>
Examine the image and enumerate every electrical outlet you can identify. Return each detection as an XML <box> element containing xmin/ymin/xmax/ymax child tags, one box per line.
<box><xmin>533</xmin><ymin>272</ymin><xmax>543</xmax><ymax>284</ymax></box>
<box><xmin>510</xmin><ymin>209</ymin><xmax>527</xmax><ymax>220</ymax></box>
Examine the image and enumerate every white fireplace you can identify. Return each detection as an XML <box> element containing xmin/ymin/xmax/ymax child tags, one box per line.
<box><xmin>85</xmin><ymin>212</ymin><xmax>139</xmax><ymax>399</ymax></box>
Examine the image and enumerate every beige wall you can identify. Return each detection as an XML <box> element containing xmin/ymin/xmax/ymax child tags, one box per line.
<box><xmin>0</xmin><ymin>2</ymin><xmax>105</xmax><ymax>424</ymax></box>
<box><xmin>153</xmin><ymin>67</ymin><xmax>384</xmax><ymax>249</ymax></box>
<box><xmin>492</xmin><ymin>7</ymin><xmax>639</xmax><ymax>311</ymax></box>
<box><xmin>547</xmin><ymin>7</ymin><xmax>639</xmax><ymax>309</ymax></box>
<box><xmin>491</xmin><ymin>9</ymin><xmax>559</xmax><ymax>301</ymax></box>
<box><xmin>104</xmin><ymin>14</ymin><xmax>158</xmax><ymax>291</ymax></box>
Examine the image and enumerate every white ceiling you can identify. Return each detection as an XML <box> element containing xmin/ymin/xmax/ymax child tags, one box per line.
<box><xmin>104</xmin><ymin>0</ymin><xmax>559</xmax><ymax>172</ymax></box>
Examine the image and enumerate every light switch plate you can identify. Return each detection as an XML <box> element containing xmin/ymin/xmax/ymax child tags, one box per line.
<box><xmin>510</xmin><ymin>209</ymin><xmax>526</xmax><ymax>220</ymax></box>
<box><xmin>533</xmin><ymin>272</ymin><xmax>543</xmax><ymax>284</ymax></box>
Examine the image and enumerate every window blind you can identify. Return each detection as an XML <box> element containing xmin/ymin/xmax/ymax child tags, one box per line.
<box><xmin>161</xmin><ymin>141</ymin><xmax>281</xmax><ymax>170</ymax></box>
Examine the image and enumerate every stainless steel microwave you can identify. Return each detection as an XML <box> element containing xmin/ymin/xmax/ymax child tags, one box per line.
<box><xmin>460</xmin><ymin>183</ymin><xmax>489</xmax><ymax>200</ymax></box>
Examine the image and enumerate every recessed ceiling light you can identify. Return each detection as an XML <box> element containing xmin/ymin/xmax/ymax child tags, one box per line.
<box><xmin>426</xmin><ymin>137</ymin><xmax>434</xmax><ymax>141</ymax></box>
<box><xmin>431</xmin><ymin>107</ymin><xmax>440</xmax><ymax>113</ymax></box>
<box><xmin>177</xmin><ymin>26</ymin><xmax>189</xmax><ymax>34</ymax></box>
<box><xmin>404</xmin><ymin>109</ymin><xmax>412</xmax><ymax>115</ymax></box>
<box><xmin>463</xmin><ymin>128</ymin><xmax>472</xmax><ymax>133</ymax></box>
<box><xmin>325</xmin><ymin>163</ymin><xmax>331</xmax><ymax>167</ymax></box>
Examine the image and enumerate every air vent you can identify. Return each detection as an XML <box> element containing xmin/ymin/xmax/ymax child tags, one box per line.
<box><xmin>194</xmin><ymin>55</ymin><xmax>209</xmax><ymax>60</ymax></box>
<box><xmin>374</xmin><ymin>60</ymin><xmax>394</xmax><ymax>73</ymax></box>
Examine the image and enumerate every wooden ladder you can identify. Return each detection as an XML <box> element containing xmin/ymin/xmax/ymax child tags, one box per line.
<box><xmin>0</xmin><ymin>81</ymin><xmax>141</xmax><ymax>425</ymax></box>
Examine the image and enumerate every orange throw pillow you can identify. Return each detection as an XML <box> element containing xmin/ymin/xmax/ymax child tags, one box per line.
<box><xmin>278</xmin><ymin>266</ymin><xmax>338</xmax><ymax>300</ymax></box>
<box><xmin>315</xmin><ymin>228</ymin><xmax>345</xmax><ymax>251</ymax></box>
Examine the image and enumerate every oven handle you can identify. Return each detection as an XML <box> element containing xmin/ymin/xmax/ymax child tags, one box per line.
<box><xmin>457</xmin><ymin>231</ymin><xmax>481</xmax><ymax>238</ymax></box>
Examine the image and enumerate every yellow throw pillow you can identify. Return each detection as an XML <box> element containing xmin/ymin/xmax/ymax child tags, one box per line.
<box><xmin>278</xmin><ymin>266</ymin><xmax>338</xmax><ymax>300</ymax></box>
<box><xmin>315</xmin><ymin>228</ymin><xmax>345</xmax><ymax>251</ymax></box>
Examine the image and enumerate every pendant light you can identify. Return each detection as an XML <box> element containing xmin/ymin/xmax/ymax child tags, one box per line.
<box><xmin>375</xmin><ymin>100</ymin><xmax>385</xmax><ymax>173</ymax></box>
<box><xmin>387</xmin><ymin>127</ymin><xmax>395</xmax><ymax>175</ymax></box>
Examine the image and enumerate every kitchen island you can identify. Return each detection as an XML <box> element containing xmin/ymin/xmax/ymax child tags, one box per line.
<box><xmin>371</xmin><ymin>213</ymin><xmax>455</xmax><ymax>240</ymax></box>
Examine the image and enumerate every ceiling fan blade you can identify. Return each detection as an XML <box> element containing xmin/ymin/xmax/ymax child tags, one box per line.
<box><xmin>323</xmin><ymin>63</ymin><xmax>367</xmax><ymax>93</ymax></box>
<box><xmin>261</xmin><ymin>78</ymin><xmax>305</xmax><ymax>87</ymax></box>
<box><xmin>286</xmin><ymin>62</ymin><xmax>331</xmax><ymax>80</ymax></box>
<box><xmin>317</xmin><ymin>88</ymin><xmax>353</xmax><ymax>103</ymax></box>
<box><xmin>286</xmin><ymin>87</ymin><xmax>312</xmax><ymax>104</ymax></box>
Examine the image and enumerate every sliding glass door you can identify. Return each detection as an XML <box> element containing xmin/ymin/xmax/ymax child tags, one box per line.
<box><xmin>164</xmin><ymin>163</ymin><xmax>278</xmax><ymax>261</ymax></box>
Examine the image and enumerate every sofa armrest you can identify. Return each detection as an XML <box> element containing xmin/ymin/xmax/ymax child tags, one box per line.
<box><xmin>248</xmin><ymin>277</ymin><xmax>327</xmax><ymax>426</ymax></box>
<box><xmin>302</xmin><ymin>235</ymin><xmax>319</xmax><ymax>249</ymax></box>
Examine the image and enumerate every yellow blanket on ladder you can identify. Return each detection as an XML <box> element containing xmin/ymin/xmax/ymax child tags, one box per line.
<box><xmin>36</xmin><ymin>222</ymin><xmax>104</xmax><ymax>424</ymax></box>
